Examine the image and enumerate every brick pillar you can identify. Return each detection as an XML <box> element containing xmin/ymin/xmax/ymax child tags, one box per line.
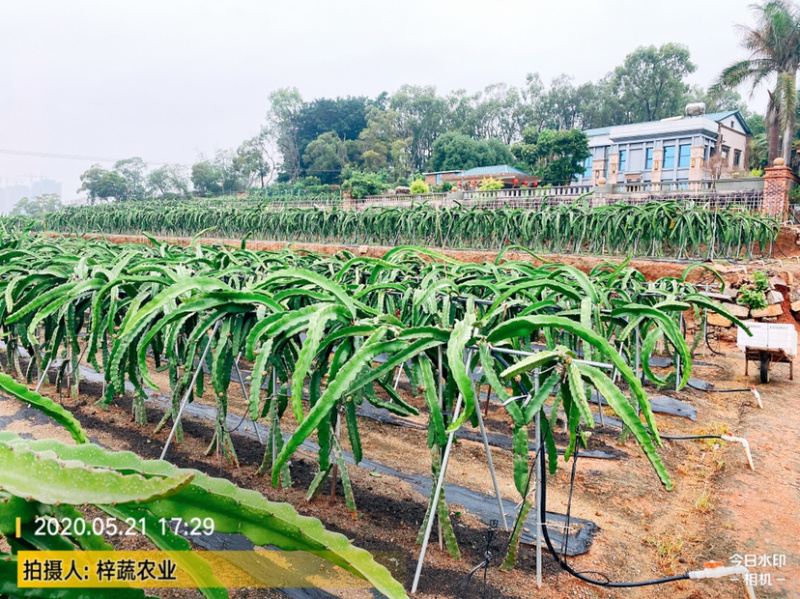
<box><xmin>763</xmin><ymin>162</ymin><xmax>797</xmax><ymax>219</ymax></box>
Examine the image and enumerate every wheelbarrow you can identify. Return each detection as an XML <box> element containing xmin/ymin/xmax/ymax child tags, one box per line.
<box><xmin>737</xmin><ymin>322</ymin><xmax>797</xmax><ymax>383</ymax></box>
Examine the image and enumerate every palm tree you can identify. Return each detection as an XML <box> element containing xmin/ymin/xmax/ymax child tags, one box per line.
<box><xmin>714</xmin><ymin>0</ymin><xmax>800</xmax><ymax>165</ymax></box>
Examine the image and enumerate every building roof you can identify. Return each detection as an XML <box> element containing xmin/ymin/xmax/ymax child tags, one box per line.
<box><xmin>584</xmin><ymin>126</ymin><xmax>611</xmax><ymax>138</ymax></box>
<box><xmin>583</xmin><ymin>109</ymin><xmax>751</xmax><ymax>142</ymax></box>
<box><xmin>422</xmin><ymin>170</ymin><xmax>462</xmax><ymax>175</ymax></box>
<box><xmin>705</xmin><ymin>110</ymin><xmax>752</xmax><ymax>135</ymax></box>
<box><xmin>457</xmin><ymin>165</ymin><xmax>530</xmax><ymax>177</ymax></box>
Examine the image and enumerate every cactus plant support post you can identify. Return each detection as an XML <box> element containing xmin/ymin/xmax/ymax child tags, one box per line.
<box><xmin>535</xmin><ymin>409</ymin><xmax>543</xmax><ymax>588</ymax></box>
<box><xmin>34</xmin><ymin>358</ymin><xmax>52</xmax><ymax>393</ymax></box>
<box><xmin>474</xmin><ymin>375</ymin><xmax>509</xmax><ymax>531</ymax></box>
<box><xmin>330</xmin><ymin>410</ymin><xmax>341</xmax><ymax>504</ymax></box>
<box><xmin>635</xmin><ymin>328</ymin><xmax>642</xmax><ymax>389</ymax></box>
<box><xmin>161</xmin><ymin>320</ymin><xmax>221</xmax><ymax>460</ymax></box>
<box><xmin>392</xmin><ymin>361</ymin><xmax>405</xmax><ymax>391</ymax></box>
<box><xmin>232</xmin><ymin>353</ymin><xmax>263</xmax><ymax>444</ymax></box>
<box><xmin>411</xmin><ymin>391</ymin><xmax>464</xmax><ymax>594</ymax></box>
<box><xmin>437</xmin><ymin>345</ymin><xmax>444</xmax><ymax>547</ymax></box>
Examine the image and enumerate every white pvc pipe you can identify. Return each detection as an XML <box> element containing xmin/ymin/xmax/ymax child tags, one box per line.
<box><xmin>721</xmin><ymin>434</ymin><xmax>755</xmax><ymax>471</ymax></box>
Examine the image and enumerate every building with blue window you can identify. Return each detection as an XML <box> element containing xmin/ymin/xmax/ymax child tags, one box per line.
<box><xmin>574</xmin><ymin>110</ymin><xmax>751</xmax><ymax>186</ymax></box>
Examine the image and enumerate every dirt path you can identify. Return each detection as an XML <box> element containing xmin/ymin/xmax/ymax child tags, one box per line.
<box><xmin>2</xmin><ymin>336</ymin><xmax>798</xmax><ymax>598</ymax></box>
<box><xmin>710</xmin><ymin>356</ymin><xmax>800</xmax><ymax>598</ymax></box>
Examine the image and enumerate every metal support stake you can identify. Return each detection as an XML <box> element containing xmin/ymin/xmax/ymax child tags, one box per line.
<box><xmin>160</xmin><ymin>320</ymin><xmax>221</xmax><ymax>460</ymax></box>
<box><xmin>702</xmin><ymin>308</ymin><xmax>707</xmax><ymax>358</ymax></box>
<box><xmin>35</xmin><ymin>359</ymin><xmax>53</xmax><ymax>394</ymax></box>
<box><xmin>392</xmin><ymin>361</ymin><xmax>405</xmax><ymax>391</ymax></box>
<box><xmin>634</xmin><ymin>328</ymin><xmax>643</xmax><ymax>412</ymax></box>
<box><xmin>330</xmin><ymin>410</ymin><xmax>341</xmax><ymax>503</ymax></box>
<box><xmin>271</xmin><ymin>367</ymin><xmax>278</xmax><ymax>470</ymax></box>
<box><xmin>436</xmin><ymin>346</ymin><xmax>444</xmax><ymax>549</ymax></box>
<box><xmin>475</xmin><ymin>384</ymin><xmax>509</xmax><ymax>531</ymax></box>
<box><xmin>675</xmin><ymin>314</ymin><xmax>683</xmax><ymax>393</ymax></box>
<box><xmin>232</xmin><ymin>354</ymin><xmax>263</xmax><ymax>444</ymax></box>
<box><xmin>535</xmin><ymin>410</ymin><xmax>542</xmax><ymax>588</ymax></box>
<box><xmin>411</xmin><ymin>392</ymin><xmax>464</xmax><ymax>594</ymax></box>
<box><xmin>67</xmin><ymin>342</ymin><xmax>90</xmax><ymax>396</ymax></box>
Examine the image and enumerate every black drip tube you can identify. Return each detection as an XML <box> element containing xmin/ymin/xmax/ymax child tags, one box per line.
<box><xmin>492</xmin><ymin>351</ymin><xmax>691</xmax><ymax>588</ymax></box>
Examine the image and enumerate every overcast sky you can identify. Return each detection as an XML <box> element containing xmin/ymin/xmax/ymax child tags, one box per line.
<box><xmin>0</xmin><ymin>0</ymin><xmax>772</xmax><ymax>210</ymax></box>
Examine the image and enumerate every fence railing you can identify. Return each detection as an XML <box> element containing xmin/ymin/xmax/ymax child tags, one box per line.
<box><xmin>363</xmin><ymin>193</ymin><xmax>446</xmax><ymax>203</ymax></box>
<box><xmin>463</xmin><ymin>185</ymin><xmax>593</xmax><ymax>200</ymax></box>
<box><xmin>123</xmin><ymin>180</ymin><xmax>765</xmax><ymax>214</ymax></box>
<box><xmin>610</xmin><ymin>177</ymin><xmax>765</xmax><ymax>194</ymax></box>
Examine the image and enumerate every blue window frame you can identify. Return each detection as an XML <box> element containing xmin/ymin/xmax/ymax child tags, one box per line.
<box><xmin>619</xmin><ymin>150</ymin><xmax>627</xmax><ymax>172</ymax></box>
<box><xmin>645</xmin><ymin>148</ymin><xmax>653</xmax><ymax>169</ymax></box>
<box><xmin>583</xmin><ymin>156</ymin><xmax>592</xmax><ymax>177</ymax></box>
<box><xmin>678</xmin><ymin>144</ymin><xmax>691</xmax><ymax>168</ymax></box>
<box><xmin>663</xmin><ymin>146</ymin><xmax>675</xmax><ymax>168</ymax></box>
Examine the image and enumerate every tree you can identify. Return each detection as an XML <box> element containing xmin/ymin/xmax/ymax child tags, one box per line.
<box><xmin>535</xmin><ymin>75</ymin><xmax>584</xmax><ymax>131</ymax></box>
<box><xmin>191</xmin><ymin>160</ymin><xmax>223</xmax><ymax>196</ymax></box>
<box><xmin>10</xmin><ymin>193</ymin><xmax>62</xmax><ymax>217</ymax></box>
<box><xmin>428</xmin><ymin>132</ymin><xmax>513</xmax><ymax>172</ymax></box>
<box><xmin>357</xmin><ymin>107</ymin><xmax>412</xmax><ymax>179</ymax></box>
<box><xmin>714</xmin><ymin>0</ymin><xmax>800</xmax><ymax>164</ymax></box>
<box><xmin>612</xmin><ymin>44</ymin><xmax>696</xmax><ymax>123</ymax></box>
<box><xmin>301</xmin><ymin>131</ymin><xmax>349</xmax><ymax>184</ymax></box>
<box><xmin>113</xmin><ymin>157</ymin><xmax>147</xmax><ymax>200</ymax></box>
<box><xmin>512</xmin><ymin>128</ymin><xmax>590</xmax><ymax>185</ymax></box>
<box><xmin>341</xmin><ymin>170</ymin><xmax>389</xmax><ymax>199</ymax></box>
<box><xmin>468</xmin><ymin>83</ymin><xmax>527</xmax><ymax>143</ymax></box>
<box><xmin>294</xmin><ymin>96</ymin><xmax>368</xmax><ymax>173</ymax></box>
<box><xmin>78</xmin><ymin>165</ymin><xmax>129</xmax><ymax>203</ymax></box>
<box><xmin>212</xmin><ymin>150</ymin><xmax>245</xmax><ymax>195</ymax></box>
<box><xmin>688</xmin><ymin>86</ymin><xmax>748</xmax><ymax>113</ymax></box>
<box><xmin>264</xmin><ymin>88</ymin><xmax>304</xmax><ymax>182</ymax></box>
<box><xmin>233</xmin><ymin>136</ymin><xmax>271</xmax><ymax>188</ymax></box>
<box><xmin>389</xmin><ymin>85</ymin><xmax>449</xmax><ymax>171</ymax></box>
<box><xmin>147</xmin><ymin>164</ymin><xmax>190</xmax><ymax>199</ymax></box>
<box><xmin>572</xmin><ymin>76</ymin><xmax>629</xmax><ymax>129</ymax></box>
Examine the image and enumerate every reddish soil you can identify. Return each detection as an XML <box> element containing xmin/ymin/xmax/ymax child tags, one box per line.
<box><xmin>3</xmin><ymin>335</ymin><xmax>798</xmax><ymax>599</ymax></box>
<box><xmin>54</xmin><ymin>227</ymin><xmax>800</xmax><ymax>284</ymax></box>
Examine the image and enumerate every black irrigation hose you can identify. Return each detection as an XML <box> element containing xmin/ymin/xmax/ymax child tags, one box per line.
<box><xmin>704</xmin><ymin>325</ymin><xmax>726</xmax><ymax>356</ymax></box>
<box><xmin>538</xmin><ymin>441</ymin><xmax>690</xmax><ymax>587</ymax></box>
<box><xmin>492</xmin><ymin>352</ymin><xmax>692</xmax><ymax>588</ymax></box>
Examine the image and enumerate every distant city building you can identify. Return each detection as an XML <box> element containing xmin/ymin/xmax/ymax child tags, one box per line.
<box><xmin>0</xmin><ymin>179</ymin><xmax>62</xmax><ymax>212</ymax></box>
<box><xmin>0</xmin><ymin>185</ymin><xmax>31</xmax><ymax>208</ymax></box>
<box><xmin>574</xmin><ymin>110</ymin><xmax>751</xmax><ymax>186</ymax></box>
<box><xmin>32</xmin><ymin>178</ymin><xmax>62</xmax><ymax>197</ymax></box>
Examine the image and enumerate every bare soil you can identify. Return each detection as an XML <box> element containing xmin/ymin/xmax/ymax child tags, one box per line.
<box><xmin>55</xmin><ymin>227</ymin><xmax>800</xmax><ymax>283</ymax></box>
<box><xmin>3</xmin><ymin>333</ymin><xmax>798</xmax><ymax>599</ymax></box>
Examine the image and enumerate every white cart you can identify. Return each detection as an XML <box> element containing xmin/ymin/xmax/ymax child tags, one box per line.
<box><xmin>737</xmin><ymin>322</ymin><xmax>797</xmax><ymax>383</ymax></box>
